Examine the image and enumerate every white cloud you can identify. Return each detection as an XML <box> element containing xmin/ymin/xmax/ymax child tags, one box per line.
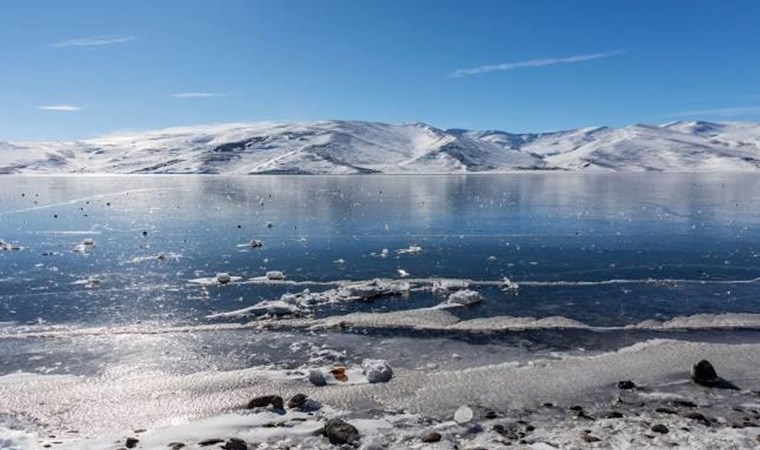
<box><xmin>659</xmin><ymin>105</ymin><xmax>760</xmax><ymax>118</ymax></box>
<box><xmin>51</xmin><ymin>35</ymin><xmax>136</xmax><ymax>48</ymax></box>
<box><xmin>171</xmin><ymin>92</ymin><xmax>227</xmax><ymax>98</ymax></box>
<box><xmin>37</xmin><ymin>105</ymin><xmax>82</xmax><ymax>112</ymax></box>
<box><xmin>450</xmin><ymin>50</ymin><xmax>627</xmax><ymax>78</ymax></box>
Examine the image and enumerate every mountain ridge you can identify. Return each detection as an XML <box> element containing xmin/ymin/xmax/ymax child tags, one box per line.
<box><xmin>2</xmin><ymin>120</ymin><xmax>760</xmax><ymax>174</ymax></box>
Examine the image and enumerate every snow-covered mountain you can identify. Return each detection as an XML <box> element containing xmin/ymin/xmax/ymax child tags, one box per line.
<box><xmin>2</xmin><ymin>120</ymin><xmax>760</xmax><ymax>174</ymax></box>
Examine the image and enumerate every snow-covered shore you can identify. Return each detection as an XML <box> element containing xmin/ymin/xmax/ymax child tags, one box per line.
<box><xmin>4</xmin><ymin>338</ymin><xmax>760</xmax><ymax>449</ymax></box>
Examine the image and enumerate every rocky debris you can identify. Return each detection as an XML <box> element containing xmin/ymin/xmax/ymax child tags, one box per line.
<box><xmin>362</xmin><ymin>359</ymin><xmax>393</xmax><ymax>383</ymax></box>
<box><xmin>198</xmin><ymin>438</ymin><xmax>225</xmax><ymax>446</ymax></box>
<box><xmin>681</xmin><ymin>411</ymin><xmax>712</xmax><ymax>426</ymax></box>
<box><xmin>691</xmin><ymin>359</ymin><xmax>739</xmax><ymax>389</ymax></box>
<box><xmin>323</xmin><ymin>418</ymin><xmax>360</xmax><ymax>445</ymax></box>
<box><xmin>246</xmin><ymin>395</ymin><xmax>284</xmax><ymax>410</ymax></box>
<box><xmin>672</xmin><ymin>400</ymin><xmax>697</xmax><ymax>408</ymax></box>
<box><xmin>309</xmin><ymin>369</ymin><xmax>327</xmax><ymax>386</ymax></box>
<box><xmin>601</xmin><ymin>411</ymin><xmax>624</xmax><ymax>419</ymax></box>
<box><xmin>249</xmin><ymin>239</ymin><xmax>264</xmax><ymax>248</ymax></box>
<box><xmin>216</xmin><ymin>273</ymin><xmax>232</xmax><ymax>285</ymax></box>
<box><xmin>420</xmin><ymin>431</ymin><xmax>442</xmax><ymax>443</ymax></box>
<box><xmin>287</xmin><ymin>393</ymin><xmax>308</xmax><ymax>409</ymax></box>
<box><xmin>651</xmin><ymin>424</ymin><xmax>669</xmax><ymax>434</ymax></box>
<box><xmin>221</xmin><ymin>438</ymin><xmax>248</xmax><ymax>450</ymax></box>
<box><xmin>454</xmin><ymin>405</ymin><xmax>474</xmax><ymax>424</ymax></box>
<box><xmin>569</xmin><ymin>406</ymin><xmax>595</xmax><ymax>420</ymax></box>
<box><xmin>330</xmin><ymin>367</ymin><xmax>349</xmax><ymax>382</ymax></box>
<box><xmin>692</xmin><ymin>360</ymin><xmax>719</xmax><ymax>387</ymax></box>
<box><xmin>617</xmin><ymin>380</ymin><xmax>636</xmax><ymax>390</ymax></box>
<box><xmin>168</xmin><ymin>443</ymin><xmax>185</xmax><ymax>450</ymax></box>
<box><xmin>582</xmin><ymin>433</ymin><xmax>601</xmax><ymax>443</ymax></box>
<box><xmin>655</xmin><ymin>407</ymin><xmax>677</xmax><ymax>415</ymax></box>
<box><xmin>125</xmin><ymin>437</ymin><xmax>139</xmax><ymax>448</ymax></box>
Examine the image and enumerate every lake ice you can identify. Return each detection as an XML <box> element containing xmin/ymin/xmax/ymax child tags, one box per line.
<box><xmin>3</xmin><ymin>174</ymin><xmax>760</xmax><ymax>449</ymax></box>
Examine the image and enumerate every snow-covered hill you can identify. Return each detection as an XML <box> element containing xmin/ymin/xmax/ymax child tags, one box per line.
<box><xmin>2</xmin><ymin>120</ymin><xmax>760</xmax><ymax>174</ymax></box>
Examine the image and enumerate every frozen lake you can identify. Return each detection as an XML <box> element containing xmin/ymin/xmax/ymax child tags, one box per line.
<box><xmin>2</xmin><ymin>174</ymin><xmax>760</xmax><ymax>331</ymax></box>
<box><xmin>4</xmin><ymin>174</ymin><xmax>760</xmax><ymax>445</ymax></box>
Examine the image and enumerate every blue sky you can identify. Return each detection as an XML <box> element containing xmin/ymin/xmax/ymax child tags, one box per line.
<box><xmin>1</xmin><ymin>0</ymin><xmax>759</xmax><ymax>140</ymax></box>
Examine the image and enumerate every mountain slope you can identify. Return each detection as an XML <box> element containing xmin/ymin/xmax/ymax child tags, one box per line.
<box><xmin>1</xmin><ymin>120</ymin><xmax>759</xmax><ymax>174</ymax></box>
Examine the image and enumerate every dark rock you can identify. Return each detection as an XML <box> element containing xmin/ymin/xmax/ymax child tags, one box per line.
<box><xmin>125</xmin><ymin>437</ymin><xmax>139</xmax><ymax>448</ymax></box>
<box><xmin>167</xmin><ymin>443</ymin><xmax>185</xmax><ymax>450</ymax></box>
<box><xmin>617</xmin><ymin>380</ymin><xmax>636</xmax><ymax>390</ymax></box>
<box><xmin>569</xmin><ymin>405</ymin><xmax>584</xmax><ymax>411</ymax></box>
<box><xmin>421</xmin><ymin>431</ymin><xmax>442</xmax><ymax>443</ymax></box>
<box><xmin>655</xmin><ymin>407</ymin><xmax>677</xmax><ymax>415</ymax></box>
<box><xmin>323</xmin><ymin>418</ymin><xmax>360</xmax><ymax>445</ymax></box>
<box><xmin>651</xmin><ymin>424</ymin><xmax>669</xmax><ymax>434</ymax></box>
<box><xmin>222</xmin><ymin>438</ymin><xmax>248</xmax><ymax>450</ymax></box>
<box><xmin>602</xmin><ymin>411</ymin><xmax>624</xmax><ymax>419</ymax></box>
<box><xmin>246</xmin><ymin>395</ymin><xmax>284</xmax><ymax>410</ymax></box>
<box><xmin>691</xmin><ymin>360</ymin><xmax>719</xmax><ymax>386</ymax></box>
<box><xmin>582</xmin><ymin>433</ymin><xmax>601</xmax><ymax>443</ymax></box>
<box><xmin>493</xmin><ymin>424</ymin><xmax>520</xmax><ymax>440</ymax></box>
<box><xmin>484</xmin><ymin>410</ymin><xmax>498</xmax><ymax>419</ymax></box>
<box><xmin>672</xmin><ymin>400</ymin><xmax>697</xmax><ymax>408</ymax></box>
<box><xmin>198</xmin><ymin>438</ymin><xmax>225</xmax><ymax>446</ymax></box>
<box><xmin>542</xmin><ymin>402</ymin><xmax>555</xmax><ymax>408</ymax></box>
<box><xmin>682</xmin><ymin>412</ymin><xmax>712</xmax><ymax>426</ymax></box>
<box><xmin>287</xmin><ymin>393</ymin><xmax>308</xmax><ymax>409</ymax></box>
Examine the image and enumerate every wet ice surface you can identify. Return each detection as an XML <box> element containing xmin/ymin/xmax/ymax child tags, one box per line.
<box><xmin>3</xmin><ymin>174</ymin><xmax>760</xmax><ymax>446</ymax></box>
<box><xmin>2</xmin><ymin>174</ymin><xmax>760</xmax><ymax>331</ymax></box>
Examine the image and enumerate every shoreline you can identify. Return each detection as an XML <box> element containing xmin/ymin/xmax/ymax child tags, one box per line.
<box><xmin>4</xmin><ymin>338</ymin><xmax>760</xmax><ymax>449</ymax></box>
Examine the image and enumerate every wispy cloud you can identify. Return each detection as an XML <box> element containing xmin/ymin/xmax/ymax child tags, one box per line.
<box><xmin>37</xmin><ymin>105</ymin><xmax>82</xmax><ymax>112</ymax></box>
<box><xmin>658</xmin><ymin>105</ymin><xmax>760</xmax><ymax>118</ymax></box>
<box><xmin>171</xmin><ymin>92</ymin><xmax>228</xmax><ymax>98</ymax></box>
<box><xmin>450</xmin><ymin>50</ymin><xmax>627</xmax><ymax>78</ymax></box>
<box><xmin>51</xmin><ymin>35</ymin><xmax>136</xmax><ymax>48</ymax></box>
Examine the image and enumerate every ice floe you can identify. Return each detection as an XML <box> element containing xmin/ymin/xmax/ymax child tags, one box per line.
<box><xmin>442</xmin><ymin>289</ymin><xmax>481</xmax><ymax>307</ymax></box>
<box><xmin>72</xmin><ymin>238</ymin><xmax>95</xmax><ymax>253</ymax></box>
<box><xmin>396</xmin><ymin>245</ymin><xmax>423</xmax><ymax>255</ymax></box>
<box><xmin>188</xmin><ymin>274</ymin><xmax>244</xmax><ymax>286</ymax></box>
<box><xmin>0</xmin><ymin>239</ymin><xmax>21</xmax><ymax>251</ymax></box>
<box><xmin>206</xmin><ymin>279</ymin><xmax>411</xmax><ymax>320</ymax></box>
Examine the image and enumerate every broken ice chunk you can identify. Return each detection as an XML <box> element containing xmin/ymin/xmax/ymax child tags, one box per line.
<box><xmin>501</xmin><ymin>277</ymin><xmax>520</xmax><ymax>293</ymax></box>
<box><xmin>266</xmin><ymin>271</ymin><xmax>285</xmax><ymax>280</ymax></box>
<box><xmin>396</xmin><ymin>245</ymin><xmax>423</xmax><ymax>255</ymax></box>
<box><xmin>432</xmin><ymin>279</ymin><xmax>470</xmax><ymax>294</ymax></box>
<box><xmin>445</xmin><ymin>289</ymin><xmax>481</xmax><ymax>306</ymax></box>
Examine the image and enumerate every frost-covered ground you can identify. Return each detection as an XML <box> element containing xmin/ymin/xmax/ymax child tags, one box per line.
<box><xmin>2</xmin><ymin>120</ymin><xmax>760</xmax><ymax>174</ymax></box>
<box><xmin>4</xmin><ymin>337</ymin><xmax>760</xmax><ymax>449</ymax></box>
